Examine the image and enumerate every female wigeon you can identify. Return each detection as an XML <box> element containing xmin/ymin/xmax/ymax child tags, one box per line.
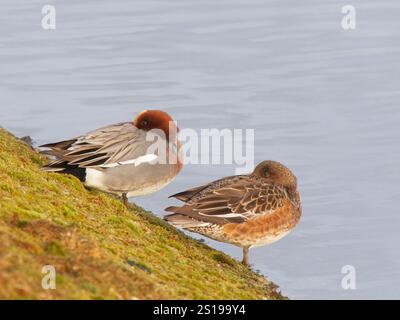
<box><xmin>164</xmin><ymin>161</ymin><xmax>301</xmax><ymax>266</ymax></box>
<box><xmin>41</xmin><ymin>110</ymin><xmax>182</xmax><ymax>206</ymax></box>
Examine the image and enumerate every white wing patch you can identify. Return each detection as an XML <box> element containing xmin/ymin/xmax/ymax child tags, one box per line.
<box><xmin>100</xmin><ymin>154</ymin><xmax>158</xmax><ymax>168</ymax></box>
<box><xmin>199</xmin><ymin>212</ymin><xmax>245</xmax><ymax>218</ymax></box>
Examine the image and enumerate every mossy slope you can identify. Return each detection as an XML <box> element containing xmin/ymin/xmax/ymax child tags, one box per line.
<box><xmin>0</xmin><ymin>128</ymin><xmax>284</xmax><ymax>300</ymax></box>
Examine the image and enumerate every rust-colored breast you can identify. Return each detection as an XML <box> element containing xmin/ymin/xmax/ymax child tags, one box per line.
<box><xmin>221</xmin><ymin>200</ymin><xmax>301</xmax><ymax>247</ymax></box>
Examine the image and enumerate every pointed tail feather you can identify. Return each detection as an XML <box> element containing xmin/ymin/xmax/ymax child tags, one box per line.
<box><xmin>39</xmin><ymin>138</ymin><xmax>77</xmax><ymax>150</ymax></box>
<box><xmin>164</xmin><ymin>213</ymin><xmax>210</xmax><ymax>228</ymax></box>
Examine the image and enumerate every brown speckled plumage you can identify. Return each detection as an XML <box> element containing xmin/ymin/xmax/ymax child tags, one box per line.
<box><xmin>164</xmin><ymin>160</ymin><xmax>301</xmax><ymax>265</ymax></box>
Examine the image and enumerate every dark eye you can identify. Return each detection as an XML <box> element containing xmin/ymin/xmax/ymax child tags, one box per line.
<box><xmin>264</xmin><ymin>169</ymin><xmax>269</xmax><ymax>176</ymax></box>
<box><xmin>140</xmin><ymin>119</ymin><xmax>149</xmax><ymax>126</ymax></box>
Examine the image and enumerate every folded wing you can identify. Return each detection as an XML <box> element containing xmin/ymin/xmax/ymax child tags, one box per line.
<box><xmin>165</xmin><ymin>177</ymin><xmax>287</xmax><ymax>227</ymax></box>
<box><xmin>41</xmin><ymin>122</ymin><xmax>158</xmax><ymax>171</ymax></box>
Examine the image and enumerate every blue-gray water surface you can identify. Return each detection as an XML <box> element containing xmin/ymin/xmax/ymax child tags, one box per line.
<box><xmin>1</xmin><ymin>0</ymin><xmax>400</xmax><ymax>299</ymax></box>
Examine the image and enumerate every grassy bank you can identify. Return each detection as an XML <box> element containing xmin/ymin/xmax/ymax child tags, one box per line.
<box><xmin>0</xmin><ymin>128</ymin><xmax>284</xmax><ymax>300</ymax></box>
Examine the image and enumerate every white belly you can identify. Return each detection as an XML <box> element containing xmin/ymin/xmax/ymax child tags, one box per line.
<box><xmin>250</xmin><ymin>230</ymin><xmax>292</xmax><ymax>248</ymax></box>
<box><xmin>85</xmin><ymin>167</ymin><xmax>176</xmax><ymax>197</ymax></box>
<box><xmin>126</xmin><ymin>178</ymin><xmax>174</xmax><ymax>197</ymax></box>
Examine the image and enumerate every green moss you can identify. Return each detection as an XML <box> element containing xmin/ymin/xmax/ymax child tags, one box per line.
<box><xmin>0</xmin><ymin>128</ymin><xmax>285</xmax><ymax>300</ymax></box>
<box><xmin>212</xmin><ymin>252</ymin><xmax>237</xmax><ymax>267</ymax></box>
<box><xmin>44</xmin><ymin>241</ymin><xmax>65</xmax><ymax>256</ymax></box>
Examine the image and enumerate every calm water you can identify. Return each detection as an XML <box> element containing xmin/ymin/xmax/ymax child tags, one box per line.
<box><xmin>1</xmin><ymin>0</ymin><xmax>400</xmax><ymax>299</ymax></box>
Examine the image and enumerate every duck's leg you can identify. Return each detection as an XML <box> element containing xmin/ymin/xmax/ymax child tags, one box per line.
<box><xmin>242</xmin><ymin>246</ymin><xmax>250</xmax><ymax>266</ymax></box>
<box><xmin>121</xmin><ymin>193</ymin><xmax>129</xmax><ymax>207</ymax></box>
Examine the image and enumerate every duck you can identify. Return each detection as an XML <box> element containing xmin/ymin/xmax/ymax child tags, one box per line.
<box><xmin>164</xmin><ymin>160</ymin><xmax>301</xmax><ymax>266</ymax></box>
<box><xmin>41</xmin><ymin>110</ymin><xmax>182</xmax><ymax>206</ymax></box>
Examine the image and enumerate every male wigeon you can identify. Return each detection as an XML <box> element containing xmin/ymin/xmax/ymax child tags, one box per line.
<box><xmin>41</xmin><ymin>110</ymin><xmax>182</xmax><ymax>206</ymax></box>
<box><xmin>164</xmin><ymin>161</ymin><xmax>301</xmax><ymax>266</ymax></box>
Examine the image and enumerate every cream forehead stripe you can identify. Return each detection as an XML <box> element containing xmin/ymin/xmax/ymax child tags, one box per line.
<box><xmin>135</xmin><ymin>110</ymin><xmax>149</xmax><ymax>119</ymax></box>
